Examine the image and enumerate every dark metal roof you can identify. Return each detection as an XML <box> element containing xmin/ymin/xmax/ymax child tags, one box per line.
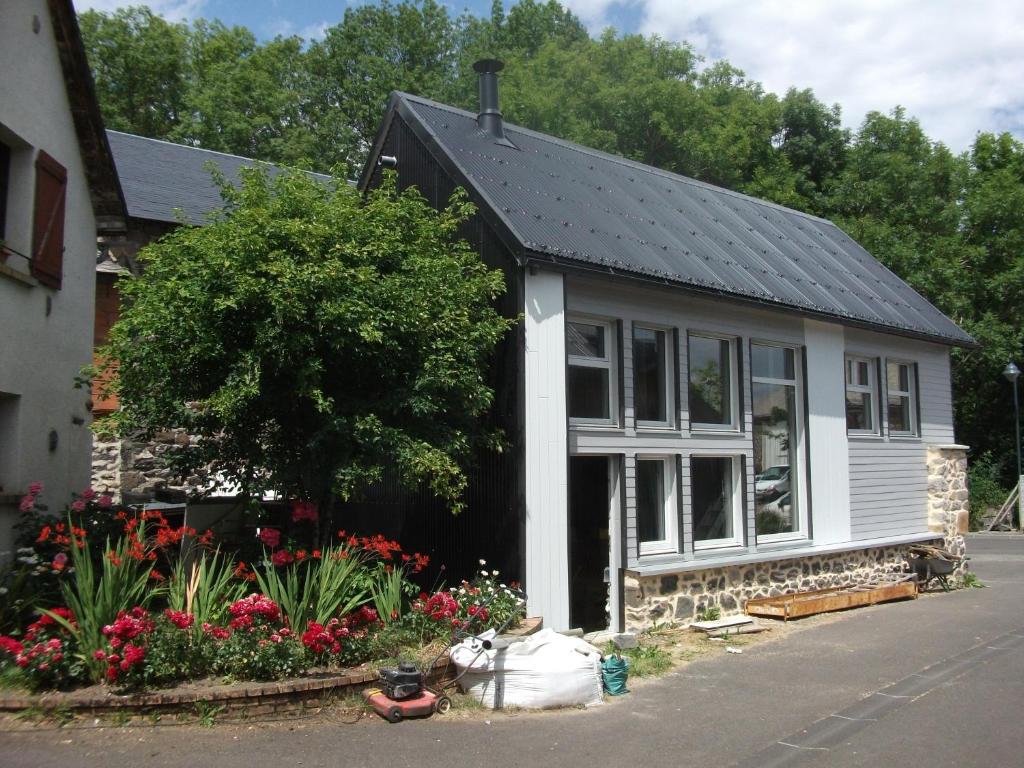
<box><xmin>377</xmin><ymin>93</ymin><xmax>973</xmax><ymax>347</ymax></box>
<box><xmin>106</xmin><ymin>130</ymin><xmax>334</xmax><ymax>225</ymax></box>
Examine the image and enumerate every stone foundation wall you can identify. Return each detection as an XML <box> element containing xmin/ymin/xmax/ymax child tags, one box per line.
<box><xmin>91</xmin><ymin>429</ymin><xmax>206</xmax><ymax>504</ymax></box>
<box><xmin>623</xmin><ymin>543</ymin><xmax>927</xmax><ymax>632</ymax></box>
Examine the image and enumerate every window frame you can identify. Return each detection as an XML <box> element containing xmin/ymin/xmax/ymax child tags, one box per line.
<box><xmin>885</xmin><ymin>359</ymin><xmax>919</xmax><ymax>437</ymax></box>
<box><xmin>636</xmin><ymin>454</ymin><xmax>678</xmax><ymax>557</ymax></box>
<box><xmin>845</xmin><ymin>355</ymin><xmax>879</xmax><ymax>435</ymax></box>
<box><xmin>633</xmin><ymin>323</ymin><xmax>675</xmax><ymax>430</ymax></box>
<box><xmin>567</xmin><ymin>316</ymin><xmax>618</xmax><ymax>427</ymax></box>
<box><xmin>690</xmin><ymin>454</ymin><xmax>744</xmax><ymax>551</ymax></box>
<box><xmin>751</xmin><ymin>340</ymin><xmax>808</xmax><ymax>544</ymax></box>
<box><xmin>687</xmin><ymin>331</ymin><xmax>740</xmax><ymax>433</ymax></box>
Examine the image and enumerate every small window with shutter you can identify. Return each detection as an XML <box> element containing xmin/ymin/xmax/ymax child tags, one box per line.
<box><xmin>31</xmin><ymin>150</ymin><xmax>67</xmax><ymax>289</ymax></box>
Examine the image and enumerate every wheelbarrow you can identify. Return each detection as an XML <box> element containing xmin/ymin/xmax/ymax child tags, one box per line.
<box><xmin>907</xmin><ymin>544</ymin><xmax>961</xmax><ymax>592</ymax></box>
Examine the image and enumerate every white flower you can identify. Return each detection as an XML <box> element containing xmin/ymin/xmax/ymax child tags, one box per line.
<box><xmin>0</xmin><ymin>587</ymin><xmax>8</xmax><ymax>595</ymax></box>
<box><xmin>459</xmin><ymin>588</ymin><xmax>467</xmax><ymax>595</ymax></box>
<box><xmin>499</xmin><ymin>584</ymin><xmax>507</xmax><ymax>589</ymax></box>
<box><xmin>478</xmin><ymin>559</ymin><xmax>487</xmax><ymax>566</ymax></box>
<box><xmin>492</xmin><ymin>570</ymin><xmax>499</xmax><ymax>576</ymax></box>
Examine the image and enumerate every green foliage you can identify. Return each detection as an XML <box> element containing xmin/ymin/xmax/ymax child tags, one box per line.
<box><xmin>100</xmin><ymin>169</ymin><xmax>512</xmax><ymax>518</ymax></box>
<box><xmin>212</xmin><ymin>629</ymin><xmax>307</xmax><ymax>682</ymax></box>
<box><xmin>45</xmin><ymin>530</ymin><xmax>156</xmax><ymax>682</ymax></box>
<box><xmin>370</xmin><ymin>565</ymin><xmax>409</xmax><ymax>626</ymax></box>
<box><xmin>167</xmin><ymin>549</ymin><xmax>249</xmax><ymax>628</ymax></box>
<box><xmin>623</xmin><ymin>644</ymin><xmax>672</xmax><ymax>678</ymax></box>
<box><xmin>967</xmin><ymin>452</ymin><xmax>1010</xmax><ymax>529</ymax></box>
<box><xmin>696</xmin><ymin>605</ymin><xmax>721</xmax><ymax>623</ymax></box>
<box><xmin>253</xmin><ymin>545</ymin><xmax>368</xmax><ymax>635</ymax></box>
<box><xmin>958</xmin><ymin>571</ymin><xmax>986</xmax><ymax>589</ymax></box>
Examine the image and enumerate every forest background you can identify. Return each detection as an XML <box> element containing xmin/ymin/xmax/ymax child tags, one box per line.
<box><xmin>77</xmin><ymin>0</ymin><xmax>1024</xmax><ymax>507</ymax></box>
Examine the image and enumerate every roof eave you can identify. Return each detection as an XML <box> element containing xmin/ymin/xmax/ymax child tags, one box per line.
<box><xmin>48</xmin><ymin>0</ymin><xmax>127</xmax><ymax>233</ymax></box>
<box><xmin>522</xmin><ymin>250</ymin><xmax>978</xmax><ymax>349</ymax></box>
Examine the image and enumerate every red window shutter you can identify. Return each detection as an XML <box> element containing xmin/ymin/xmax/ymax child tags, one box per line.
<box><xmin>31</xmin><ymin>150</ymin><xmax>68</xmax><ymax>289</ymax></box>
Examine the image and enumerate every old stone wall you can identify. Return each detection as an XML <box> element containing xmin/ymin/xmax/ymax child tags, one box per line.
<box><xmin>926</xmin><ymin>444</ymin><xmax>969</xmax><ymax>560</ymax></box>
<box><xmin>623</xmin><ymin>543</ymin><xmax>927</xmax><ymax>632</ymax></box>
<box><xmin>91</xmin><ymin>429</ymin><xmax>206</xmax><ymax>504</ymax></box>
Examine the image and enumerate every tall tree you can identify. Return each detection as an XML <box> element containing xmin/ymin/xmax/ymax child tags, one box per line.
<box><xmin>100</xmin><ymin>170</ymin><xmax>513</xmax><ymax>523</ymax></box>
<box><xmin>79</xmin><ymin>6</ymin><xmax>188</xmax><ymax>138</ymax></box>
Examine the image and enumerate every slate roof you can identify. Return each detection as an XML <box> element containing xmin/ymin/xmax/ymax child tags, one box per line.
<box><xmin>106</xmin><ymin>130</ymin><xmax>333</xmax><ymax>225</ymax></box>
<box><xmin>370</xmin><ymin>93</ymin><xmax>973</xmax><ymax>347</ymax></box>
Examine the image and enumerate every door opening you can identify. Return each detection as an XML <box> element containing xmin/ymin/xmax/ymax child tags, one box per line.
<box><xmin>569</xmin><ymin>455</ymin><xmax>611</xmax><ymax>631</ymax></box>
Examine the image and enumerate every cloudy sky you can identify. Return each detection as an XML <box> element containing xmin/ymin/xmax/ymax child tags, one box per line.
<box><xmin>76</xmin><ymin>0</ymin><xmax>1024</xmax><ymax>152</ymax></box>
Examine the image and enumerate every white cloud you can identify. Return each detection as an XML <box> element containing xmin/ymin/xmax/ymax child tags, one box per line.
<box><xmin>74</xmin><ymin>0</ymin><xmax>207</xmax><ymax>22</ymax></box>
<box><xmin>564</xmin><ymin>0</ymin><xmax>1024</xmax><ymax>151</ymax></box>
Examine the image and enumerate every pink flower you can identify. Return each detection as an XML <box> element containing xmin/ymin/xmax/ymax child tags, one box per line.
<box><xmin>28</xmin><ymin>482</ymin><xmax>43</xmax><ymax>495</ymax></box>
<box><xmin>97</xmin><ymin>495</ymin><xmax>113</xmax><ymax>509</ymax></box>
<box><xmin>259</xmin><ymin>528</ymin><xmax>281</xmax><ymax>549</ymax></box>
<box><xmin>81</xmin><ymin>488</ymin><xmax>97</xmax><ymax>501</ymax></box>
<box><xmin>92</xmin><ymin>649</ymin><xmax>106</xmax><ymax>660</ymax></box>
<box><xmin>19</xmin><ymin>495</ymin><xmax>35</xmax><ymax>513</ymax></box>
<box><xmin>70</xmin><ymin>500</ymin><xmax>86</xmax><ymax>512</ymax></box>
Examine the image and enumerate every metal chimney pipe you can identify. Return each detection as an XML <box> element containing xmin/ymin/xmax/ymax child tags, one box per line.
<box><xmin>473</xmin><ymin>58</ymin><xmax>506</xmax><ymax>140</ymax></box>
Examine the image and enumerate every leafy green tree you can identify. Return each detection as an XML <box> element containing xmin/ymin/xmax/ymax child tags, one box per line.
<box><xmin>79</xmin><ymin>6</ymin><xmax>189</xmax><ymax>138</ymax></box>
<box><xmin>172</xmin><ymin>22</ymin><xmax>315</xmax><ymax>166</ymax></box>
<box><xmin>306</xmin><ymin>0</ymin><xmax>458</xmax><ymax>175</ymax></box>
<box><xmin>99</xmin><ymin>170</ymin><xmax>513</xmax><ymax>527</ymax></box>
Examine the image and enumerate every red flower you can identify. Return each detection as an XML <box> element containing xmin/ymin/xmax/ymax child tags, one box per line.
<box><xmin>290</xmin><ymin>499</ymin><xmax>318</xmax><ymax>523</ymax></box>
<box><xmin>163</xmin><ymin>610</ymin><xmax>194</xmax><ymax>630</ymax></box>
<box><xmin>259</xmin><ymin>528</ymin><xmax>281</xmax><ymax>549</ymax></box>
<box><xmin>271</xmin><ymin>549</ymin><xmax>294</xmax><ymax>567</ymax></box>
<box><xmin>81</xmin><ymin>487</ymin><xmax>97</xmax><ymax>501</ymax></box>
<box><xmin>70</xmin><ymin>500</ymin><xmax>86</xmax><ymax>512</ymax></box>
<box><xmin>97</xmin><ymin>495</ymin><xmax>113</xmax><ymax>509</ymax></box>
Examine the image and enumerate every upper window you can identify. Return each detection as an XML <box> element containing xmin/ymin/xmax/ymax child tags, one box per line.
<box><xmin>886</xmin><ymin>361</ymin><xmax>918</xmax><ymax>436</ymax></box>
<box><xmin>845</xmin><ymin>356</ymin><xmax>878</xmax><ymax>434</ymax></box>
<box><xmin>688</xmin><ymin>334</ymin><xmax>737</xmax><ymax>430</ymax></box>
<box><xmin>752</xmin><ymin>343</ymin><xmax>804</xmax><ymax>540</ymax></box>
<box><xmin>637</xmin><ymin>456</ymin><xmax>677</xmax><ymax>555</ymax></box>
<box><xmin>634</xmin><ymin>326</ymin><xmax>673</xmax><ymax>427</ymax></box>
<box><xmin>568</xmin><ymin>319</ymin><xmax>615</xmax><ymax>424</ymax></box>
<box><xmin>691</xmin><ymin>455</ymin><xmax>743</xmax><ymax>549</ymax></box>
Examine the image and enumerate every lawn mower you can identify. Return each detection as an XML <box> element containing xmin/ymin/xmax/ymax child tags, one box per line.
<box><xmin>364</xmin><ymin>587</ymin><xmax>526</xmax><ymax>723</ymax></box>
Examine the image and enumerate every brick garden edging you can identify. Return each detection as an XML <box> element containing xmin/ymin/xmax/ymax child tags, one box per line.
<box><xmin>0</xmin><ymin>659</ymin><xmax>450</xmax><ymax>719</ymax></box>
<box><xmin>0</xmin><ymin>619</ymin><xmax>542</xmax><ymax>719</ymax></box>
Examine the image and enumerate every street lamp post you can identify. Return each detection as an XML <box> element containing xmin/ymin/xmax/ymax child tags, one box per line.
<box><xmin>1003</xmin><ymin>362</ymin><xmax>1022</xmax><ymax>530</ymax></box>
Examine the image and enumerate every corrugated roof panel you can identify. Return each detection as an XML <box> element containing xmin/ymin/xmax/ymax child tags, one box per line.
<box><xmin>398</xmin><ymin>95</ymin><xmax>973</xmax><ymax>346</ymax></box>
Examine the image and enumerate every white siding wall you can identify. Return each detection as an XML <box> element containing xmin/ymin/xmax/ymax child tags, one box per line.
<box><xmin>804</xmin><ymin>320</ymin><xmax>851</xmax><ymax>544</ymax></box>
<box><xmin>561</xmin><ymin>274</ymin><xmax>954</xmax><ymax>576</ymax></box>
<box><xmin>845</xmin><ymin>328</ymin><xmax>955</xmax><ymax>541</ymax></box>
<box><xmin>524</xmin><ymin>270</ymin><xmax>570</xmax><ymax>628</ymax></box>
<box><xmin>0</xmin><ymin>0</ymin><xmax>98</xmax><ymax>554</ymax></box>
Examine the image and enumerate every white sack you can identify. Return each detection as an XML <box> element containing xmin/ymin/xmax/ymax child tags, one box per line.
<box><xmin>449</xmin><ymin>628</ymin><xmax>604</xmax><ymax>709</ymax></box>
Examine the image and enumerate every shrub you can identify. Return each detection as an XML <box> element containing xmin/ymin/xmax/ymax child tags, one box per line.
<box><xmin>411</xmin><ymin>560</ymin><xmax>525</xmax><ymax>638</ymax></box>
<box><xmin>211</xmin><ymin>595</ymin><xmax>306</xmax><ymax>680</ymax></box>
<box><xmin>0</xmin><ymin>609</ymin><xmax>85</xmax><ymax>690</ymax></box>
<box><xmin>968</xmin><ymin>451</ymin><xmax>1009</xmax><ymax>529</ymax></box>
<box><xmin>300</xmin><ymin>606</ymin><xmax>381</xmax><ymax>667</ymax></box>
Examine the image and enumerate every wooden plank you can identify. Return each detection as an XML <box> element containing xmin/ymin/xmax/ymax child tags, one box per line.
<box><xmin>745</xmin><ymin>578</ymin><xmax>917</xmax><ymax>620</ymax></box>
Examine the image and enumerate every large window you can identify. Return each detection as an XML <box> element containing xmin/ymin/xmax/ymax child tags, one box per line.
<box><xmin>637</xmin><ymin>456</ymin><xmax>677</xmax><ymax>555</ymax></box>
<box><xmin>634</xmin><ymin>326</ymin><xmax>672</xmax><ymax>427</ymax></box>
<box><xmin>845</xmin><ymin>356</ymin><xmax>878</xmax><ymax>433</ymax></box>
<box><xmin>886</xmin><ymin>361</ymin><xmax>918</xmax><ymax>436</ymax></box>
<box><xmin>691</xmin><ymin>456</ymin><xmax>743</xmax><ymax>548</ymax></box>
<box><xmin>752</xmin><ymin>343</ymin><xmax>803</xmax><ymax>539</ymax></box>
<box><xmin>568</xmin><ymin>319</ymin><xmax>615</xmax><ymax>423</ymax></box>
<box><xmin>688</xmin><ymin>334</ymin><xmax>737</xmax><ymax>429</ymax></box>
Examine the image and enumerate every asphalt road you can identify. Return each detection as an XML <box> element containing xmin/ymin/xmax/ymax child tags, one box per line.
<box><xmin>2</xmin><ymin>533</ymin><xmax>1021</xmax><ymax>768</ymax></box>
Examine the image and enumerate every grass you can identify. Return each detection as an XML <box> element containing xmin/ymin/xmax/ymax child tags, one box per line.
<box><xmin>959</xmin><ymin>571</ymin><xmax>986</xmax><ymax>589</ymax></box>
<box><xmin>193</xmin><ymin>701</ymin><xmax>226</xmax><ymax>727</ymax></box>
<box><xmin>617</xmin><ymin>644</ymin><xmax>673</xmax><ymax>678</ymax></box>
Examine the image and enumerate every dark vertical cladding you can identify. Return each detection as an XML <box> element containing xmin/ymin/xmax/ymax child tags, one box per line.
<box><xmin>356</xmin><ymin>115</ymin><xmax>526</xmax><ymax>587</ymax></box>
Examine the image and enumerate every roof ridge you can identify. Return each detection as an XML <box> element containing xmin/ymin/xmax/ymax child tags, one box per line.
<box><xmin>393</xmin><ymin>92</ymin><xmax>837</xmax><ymax>229</ymax></box>
<box><xmin>106</xmin><ymin>130</ymin><xmax>333</xmax><ymax>179</ymax></box>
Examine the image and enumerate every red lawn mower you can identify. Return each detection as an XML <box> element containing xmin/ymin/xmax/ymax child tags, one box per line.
<box><xmin>364</xmin><ymin>587</ymin><xmax>526</xmax><ymax>723</ymax></box>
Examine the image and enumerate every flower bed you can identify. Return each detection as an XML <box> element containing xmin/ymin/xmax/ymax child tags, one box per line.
<box><xmin>0</xmin><ymin>486</ymin><xmax>524</xmax><ymax>699</ymax></box>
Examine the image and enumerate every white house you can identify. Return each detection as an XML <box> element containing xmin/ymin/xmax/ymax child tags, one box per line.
<box><xmin>358</xmin><ymin>61</ymin><xmax>973</xmax><ymax>631</ymax></box>
<box><xmin>0</xmin><ymin>0</ymin><xmax>126</xmax><ymax>554</ymax></box>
